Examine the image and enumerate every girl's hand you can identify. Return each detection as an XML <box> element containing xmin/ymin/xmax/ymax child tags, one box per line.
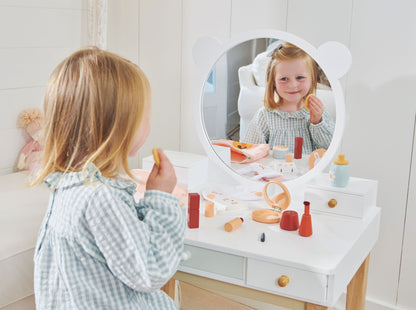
<box><xmin>146</xmin><ymin>149</ymin><xmax>177</xmax><ymax>193</ymax></box>
<box><xmin>307</xmin><ymin>95</ymin><xmax>324</xmax><ymax>125</ymax></box>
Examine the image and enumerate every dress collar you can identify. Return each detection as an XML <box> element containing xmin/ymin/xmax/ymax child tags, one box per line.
<box><xmin>44</xmin><ymin>164</ymin><xmax>137</xmax><ymax>195</ymax></box>
<box><xmin>269</xmin><ymin>108</ymin><xmax>309</xmax><ymax>119</ymax></box>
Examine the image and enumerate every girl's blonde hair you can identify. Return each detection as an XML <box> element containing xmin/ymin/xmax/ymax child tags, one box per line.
<box><xmin>264</xmin><ymin>41</ymin><xmax>318</xmax><ymax>110</ymax></box>
<box><xmin>31</xmin><ymin>47</ymin><xmax>150</xmax><ymax>185</ymax></box>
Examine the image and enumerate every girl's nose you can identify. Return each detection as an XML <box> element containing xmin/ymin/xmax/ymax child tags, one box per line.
<box><xmin>289</xmin><ymin>79</ymin><xmax>298</xmax><ymax>87</ymax></box>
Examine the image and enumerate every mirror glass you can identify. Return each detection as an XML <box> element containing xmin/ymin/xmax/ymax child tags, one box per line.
<box><xmin>200</xmin><ymin>33</ymin><xmax>343</xmax><ymax>187</ymax></box>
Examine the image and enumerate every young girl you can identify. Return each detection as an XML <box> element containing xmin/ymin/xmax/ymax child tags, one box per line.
<box><xmin>243</xmin><ymin>41</ymin><xmax>335</xmax><ymax>154</ymax></box>
<box><xmin>32</xmin><ymin>48</ymin><xmax>186</xmax><ymax>309</ymax></box>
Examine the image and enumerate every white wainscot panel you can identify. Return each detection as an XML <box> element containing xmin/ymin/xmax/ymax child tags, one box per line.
<box><xmin>287</xmin><ymin>0</ymin><xmax>352</xmax><ymax>47</ymax></box>
<box><xmin>0</xmin><ymin>48</ymin><xmax>79</xmax><ymax>90</ymax></box>
<box><xmin>0</xmin><ymin>128</ymin><xmax>26</xmax><ymax>172</ymax></box>
<box><xmin>0</xmin><ymin>0</ymin><xmax>85</xmax><ymax>9</ymax></box>
<box><xmin>345</xmin><ymin>1</ymin><xmax>416</xmax><ymax>307</ymax></box>
<box><xmin>231</xmin><ymin>0</ymin><xmax>287</xmax><ymax>35</ymax></box>
<box><xmin>180</xmin><ymin>0</ymin><xmax>232</xmax><ymax>155</ymax></box>
<box><xmin>139</xmin><ymin>0</ymin><xmax>182</xmax><ymax>156</ymax></box>
<box><xmin>397</xmin><ymin>114</ymin><xmax>416</xmax><ymax>309</ymax></box>
<box><xmin>0</xmin><ymin>6</ymin><xmax>86</xmax><ymax>48</ymax></box>
<box><xmin>0</xmin><ymin>87</ymin><xmax>45</xmax><ymax>130</ymax></box>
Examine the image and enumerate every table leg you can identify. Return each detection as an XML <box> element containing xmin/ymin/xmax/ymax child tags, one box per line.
<box><xmin>346</xmin><ymin>255</ymin><xmax>370</xmax><ymax>310</ymax></box>
<box><xmin>305</xmin><ymin>303</ymin><xmax>330</xmax><ymax>310</ymax></box>
<box><xmin>161</xmin><ymin>278</ymin><xmax>176</xmax><ymax>300</ymax></box>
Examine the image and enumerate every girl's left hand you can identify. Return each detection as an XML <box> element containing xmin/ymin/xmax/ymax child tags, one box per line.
<box><xmin>146</xmin><ymin>149</ymin><xmax>177</xmax><ymax>193</ymax></box>
<box><xmin>307</xmin><ymin>95</ymin><xmax>324</xmax><ymax>125</ymax></box>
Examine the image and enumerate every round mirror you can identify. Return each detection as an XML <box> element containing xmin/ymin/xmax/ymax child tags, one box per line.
<box><xmin>195</xmin><ymin>30</ymin><xmax>349</xmax><ymax>190</ymax></box>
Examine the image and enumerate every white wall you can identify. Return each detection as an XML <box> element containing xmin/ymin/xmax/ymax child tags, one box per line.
<box><xmin>345</xmin><ymin>2</ymin><xmax>416</xmax><ymax>308</ymax></box>
<box><xmin>0</xmin><ymin>0</ymin><xmax>88</xmax><ymax>175</ymax></box>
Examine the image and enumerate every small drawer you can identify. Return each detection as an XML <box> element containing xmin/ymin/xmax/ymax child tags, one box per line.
<box><xmin>180</xmin><ymin>244</ymin><xmax>245</xmax><ymax>280</ymax></box>
<box><xmin>305</xmin><ymin>175</ymin><xmax>377</xmax><ymax>218</ymax></box>
<box><xmin>304</xmin><ymin>188</ymin><xmax>368</xmax><ymax>218</ymax></box>
<box><xmin>246</xmin><ymin>258</ymin><xmax>327</xmax><ymax>303</ymax></box>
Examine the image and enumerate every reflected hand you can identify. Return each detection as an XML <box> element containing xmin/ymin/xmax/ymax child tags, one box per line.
<box><xmin>307</xmin><ymin>95</ymin><xmax>324</xmax><ymax>125</ymax></box>
<box><xmin>146</xmin><ymin>149</ymin><xmax>177</xmax><ymax>193</ymax></box>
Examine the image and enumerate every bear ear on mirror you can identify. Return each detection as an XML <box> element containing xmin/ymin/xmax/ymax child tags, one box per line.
<box><xmin>192</xmin><ymin>36</ymin><xmax>223</xmax><ymax>69</ymax></box>
<box><xmin>317</xmin><ymin>41</ymin><xmax>352</xmax><ymax>80</ymax></box>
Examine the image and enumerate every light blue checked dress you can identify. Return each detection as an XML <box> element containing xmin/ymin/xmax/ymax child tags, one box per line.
<box><xmin>34</xmin><ymin>164</ymin><xmax>186</xmax><ymax>309</ymax></box>
<box><xmin>243</xmin><ymin>107</ymin><xmax>335</xmax><ymax>154</ymax></box>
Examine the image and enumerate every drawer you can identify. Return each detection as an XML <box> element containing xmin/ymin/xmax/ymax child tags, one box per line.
<box><xmin>180</xmin><ymin>244</ymin><xmax>245</xmax><ymax>280</ymax></box>
<box><xmin>305</xmin><ymin>176</ymin><xmax>377</xmax><ymax>218</ymax></box>
<box><xmin>304</xmin><ymin>188</ymin><xmax>368</xmax><ymax>218</ymax></box>
<box><xmin>246</xmin><ymin>258</ymin><xmax>327</xmax><ymax>303</ymax></box>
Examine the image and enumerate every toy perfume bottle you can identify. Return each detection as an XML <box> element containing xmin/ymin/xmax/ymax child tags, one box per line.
<box><xmin>299</xmin><ymin>201</ymin><xmax>312</xmax><ymax>237</ymax></box>
<box><xmin>329</xmin><ymin>154</ymin><xmax>350</xmax><ymax>188</ymax></box>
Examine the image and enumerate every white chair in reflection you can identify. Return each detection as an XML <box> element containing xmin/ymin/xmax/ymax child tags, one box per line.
<box><xmin>237</xmin><ymin>45</ymin><xmax>335</xmax><ymax>142</ymax></box>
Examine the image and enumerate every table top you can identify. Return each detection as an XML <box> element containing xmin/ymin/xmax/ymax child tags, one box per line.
<box><xmin>184</xmin><ymin>197</ymin><xmax>380</xmax><ymax>275</ymax></box>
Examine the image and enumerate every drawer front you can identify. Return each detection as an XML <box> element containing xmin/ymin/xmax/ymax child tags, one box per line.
<box><xmin>180</xmin><ymin>244</ymin><xmax>245</xmax><ymax>280</ymax></box>
<box><xmin>305</xmin><ymin>188</ymin><xmax>366</xmax><ymax>218</ymax></box>
<box><xmin>246</xmin><ymin>258</ymin><xmax>327</xmax><ymax>303</ymax></box>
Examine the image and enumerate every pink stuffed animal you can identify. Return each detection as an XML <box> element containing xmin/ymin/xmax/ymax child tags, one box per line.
<box><xmin>16</xmin><ymin>108</ymin><xmax>44</xmax><ymax>172</ymax></box>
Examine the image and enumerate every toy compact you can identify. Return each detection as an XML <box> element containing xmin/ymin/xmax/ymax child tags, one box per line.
<box><xmin>251</xmin><ymin>180</ymin><xmax>291</xmax><ymax>224</ymax></box>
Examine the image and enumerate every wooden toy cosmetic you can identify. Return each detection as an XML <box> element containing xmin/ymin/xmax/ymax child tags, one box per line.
<box><xmin>272</xmin><ymin>145</ymin><xmax>288</xmax><ymax>160</ymax></box>
<box><xmin>294</xmin><ymin>137</ymin><xmax>303</xmax><ymax>159</ymax></box>
<box><xmin>152</xmin><ymin>147</ymin><xmax>160</xmax><ymax>167</ymax></box>
<box><xmin>308</xmin><ymin>148</ymin><xmax>326</xmax><ymax>170</ymax></box>
<box><xmin>224</xmin><ymin>217</ymin><xmax>244</xmax><ymax>232</ymax></box>
<box><xmin>188</xmin><ymin>193</ymin><xmax>200</xmax><ymax>228</ymax></box>
<box><xmin>204</xmin><ymin>201</ymin><xmax>215</xmax><ymax>217</ymax></box>
<box><xmin>251</xmin><ymin>180</ymin><xmax>291</xmax><ymax>224</ymax></box>
<box><xmin>280</xmin><ymin>210</ymin><xmax>299</xmax><ymax>231</ymax></box>
<box><xmin>299</xmin><ymin>201</ymin><xmax>312</xmax><ymax>237</ymax></box>
<box><xmin>304</xmin><ymin>94</ymin><xmax>313</xmax><ymax>110</ymax></box>
<box><xmin>329</xmin><ymin>153</ymin><xmax>350</xmax><ymax>187</ymax></box>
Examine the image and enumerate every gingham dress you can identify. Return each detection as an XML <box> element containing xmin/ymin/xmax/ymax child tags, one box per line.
<box><xmin>243</xmin><ymin>107</ymin><xmax>335</xmax><ymax>154</ymax></box>
<box><xmin>34</xmin><ymin>164</ymin><xmax>186</xmax><ymax>309</ymax></box>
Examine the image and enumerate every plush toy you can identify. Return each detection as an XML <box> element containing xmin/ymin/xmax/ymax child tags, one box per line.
<box><xmin>16</xmin><ymin>108</ymin><xmax>44</xmax><ymax>172</ymax></box>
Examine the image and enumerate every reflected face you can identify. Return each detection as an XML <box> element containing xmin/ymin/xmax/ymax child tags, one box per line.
<box><xmin>274</xmin><ymin>58</ymin><xmax>311</xmax><ymax>107</ymax></box>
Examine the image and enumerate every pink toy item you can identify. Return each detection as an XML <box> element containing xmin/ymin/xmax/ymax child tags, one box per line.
<box><xmin>211</xmin><ymin>139</ymin><xmax>269</xmax><ymax>164</ymax></box>
<box><xmin>16</xmin><ymin>108</ymin><xmax>44</xmax><ymax>173</ymax></box>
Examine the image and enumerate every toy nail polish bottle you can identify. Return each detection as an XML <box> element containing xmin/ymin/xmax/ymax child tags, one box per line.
<box><xmin>329</xmin><ymin>154</ymin><xmax>350</xmax><ymax>188</ymax></box>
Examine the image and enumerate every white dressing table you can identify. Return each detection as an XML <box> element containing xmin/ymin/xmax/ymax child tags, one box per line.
<box><xmin>162</xmin><ymin>175</ymin><xmax>380</xmax><ymax>310</ymax></box>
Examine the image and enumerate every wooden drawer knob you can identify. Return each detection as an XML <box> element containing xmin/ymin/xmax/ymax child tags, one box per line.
<box><xmin>277</xmin><ymin>275</ymin><xmax>289</xmax><ymax>287</ymax></box>
<box><xmin>328</xmin><ymin>199</ymin><xmax>338</xmax><ymax>208</ymax></box>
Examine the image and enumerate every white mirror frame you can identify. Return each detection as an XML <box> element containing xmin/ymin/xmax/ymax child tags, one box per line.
<box><xmin>194</xmin><ymin>29</ymin><xmax>348</xmax><ymax>191</ymax></box>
